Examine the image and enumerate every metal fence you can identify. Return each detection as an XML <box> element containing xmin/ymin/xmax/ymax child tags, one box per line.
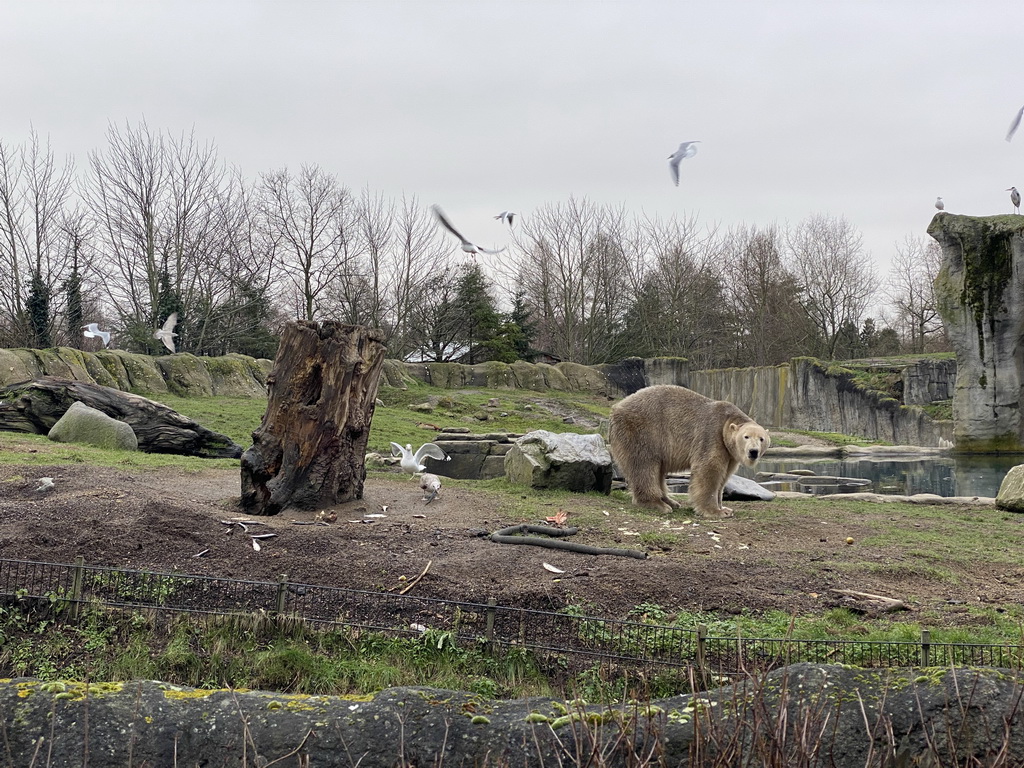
<box><xmin>2</xmin><ymin>557</ymin><xmax>1022</xmax><ymax>676</ymax></box>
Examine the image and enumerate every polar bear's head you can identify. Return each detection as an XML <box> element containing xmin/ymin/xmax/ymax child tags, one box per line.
<box><xmin>728</xmin><ymin>421</ymin><xmax>771</xmax><ymax>467</ymax></box>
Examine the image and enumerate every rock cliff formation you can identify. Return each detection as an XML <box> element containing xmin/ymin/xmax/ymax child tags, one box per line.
<box><xmin>928</xmin><ymin>213</ymin><xmax>1024</xmax><ymax>451</ymax></box>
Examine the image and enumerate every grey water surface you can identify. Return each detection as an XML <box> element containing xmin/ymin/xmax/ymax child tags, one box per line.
<box><xmin>736</xmin><ymin>454</ymin><xmax>1023</xmax><ymax>498</ymax></box>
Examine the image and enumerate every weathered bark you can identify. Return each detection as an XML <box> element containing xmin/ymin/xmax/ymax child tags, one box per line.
<box><xmin>0</xmin><ymin>378</ymin><xmax>242</xmax><ymax>458</ymax></box>
<box><xmin>240</xmin><ymin>321</ymin><xmax>387</xmax><ymax>516</ymax></box>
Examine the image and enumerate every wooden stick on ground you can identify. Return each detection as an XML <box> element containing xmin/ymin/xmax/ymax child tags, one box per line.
<box><xmin>399</xmin><ymin>560</ymin><xmax>432</xmax><ymax>595</ymax></box>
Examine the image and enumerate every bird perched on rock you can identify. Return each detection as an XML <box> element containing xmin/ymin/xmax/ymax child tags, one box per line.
<box><xmin>82</xmin><ymin>323</ymin><xmax>111</xmax><ymax>347</ymax></box>
<box><xmin>35</xmin><ymin>477</ymin><xmax>54</xmax><ymax>492</ymax></box>
<box><xmin>420</xmin><ymin>473</ymin><xmax>442</xmax><ymax>505</ymax></box>
<box><xmin>1009</xmin><ymin>187</ymin><xmax>1021</xmax><ymax>214</ymax></box>
<box><xmin>668</xmin><ymin>141</ymin><xmax>700</xmax><ymax>186</ymax></box>
<box><xmin>432</xmin><ymin>205</ymin><xmax>506</xmax><ymax>257</ymax></box>
<box><xmin>390</xmin><ymin>442</ymin><xmax>451</xmax><ymax>474</ymax></box>
<box><xmin>934</xmin><ymin>197</ymin><xmax>944</xmax><ymax>212</ymax></box>
<box><xmin>154</xmin><ymin>312</ymin><xmax>179</xmax><ymax>352</ymax></box>
<box><xmin>494</xmin><ymin>211</ymin><xmax>516</xmax><ymax>226</ymax></box>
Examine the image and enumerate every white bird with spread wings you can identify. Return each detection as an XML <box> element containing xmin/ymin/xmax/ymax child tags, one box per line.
<box><xmin>390</xmin><ymin>442</ymin><xmax>451</xmax><ymax>474</ymax></box>
<box><xmin>668</xmin><ymin>141</ymin><xmax>700</xmax><ymax>186</ymax></box>
<box><xmin>82</xmin><ymin>323</ymin><xmax>111</xmax><ymax>347</ymax></box>
<box><xmin>154</xmin><ymin>312</ymin><xmax>179</xmax><ymax>353</ymax></box>
<box><xmin>432</xmin><ymin>205</ymin><xmax>506</xmax><ymax>257</ymax></box>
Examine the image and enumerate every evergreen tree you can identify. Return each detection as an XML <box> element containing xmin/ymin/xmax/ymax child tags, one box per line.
<box><xmin>454</xmin><ymin>263</ymin><xmax>502</xmax><ymax>364</ymax></box>
<box><xmin>154</xmin><ymin>263</ymin><xmax>184</xmax><ymax>353</ymax></box>
<box><xmin>64</xmin><ymin>267</ymin><xmax>84</xmax><ymax>348</ymax></box>
<box><xmin>26</xmin><ymin>271</ymin><xmax>51</xmax><ymax>349</ymax></box>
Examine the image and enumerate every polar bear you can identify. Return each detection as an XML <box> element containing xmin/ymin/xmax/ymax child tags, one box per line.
<box><xmin>609</xmin><ymin>384</ymin><xmax>770</xmax><ymax>516</ymax></box>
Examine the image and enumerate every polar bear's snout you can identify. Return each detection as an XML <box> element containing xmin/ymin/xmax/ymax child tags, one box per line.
<box><xmin>748</xmin><ymin>447</ymin><xmax>761</xmax><ymax>461</ymax></box>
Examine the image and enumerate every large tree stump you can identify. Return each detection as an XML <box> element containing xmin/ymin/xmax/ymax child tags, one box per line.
<box><xmin>240</xmin><ymin>321</ymin><xmax>387</xmax><ymax>516</ymax></box>
<box><xmin>0</xmin><ymin>378</ymin><xmax>243</xmax><ymax>458</ymax></box>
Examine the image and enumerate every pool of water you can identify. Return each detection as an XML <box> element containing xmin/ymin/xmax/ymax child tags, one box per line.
<box><xmin>736</xmin><ymin>454</ymin><xmax>1024</xmax><ymax>498</ymax></box>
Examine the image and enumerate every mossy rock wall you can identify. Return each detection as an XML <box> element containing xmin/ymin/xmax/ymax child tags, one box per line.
<box><xmin>928</xmin><ymin>213</ymin><xmax>1024</xmax><ymax>451</ymax></box>
<box><xmin>4</xmin><ymin>664</ymin><xmax>1024</xmax><ymax>767</ymax></box>
<box><xmin>397</xmin><ymin>357</ymin><xmax>689</xmax><ymax>397</ymax></box>
<box><xmin>687</xmin><ymin>358</ymin><xmax>952</xmax><ymax>446</ymax></box>
<box><xmin>0</xmin><ymin>347</ymin><xmax>271</xmax><ymax>398</ymax></box>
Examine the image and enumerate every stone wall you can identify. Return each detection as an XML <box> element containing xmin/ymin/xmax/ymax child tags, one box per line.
<box><xmin>384</xmin><ymin>356</ymin><xmax>689</xmax><ymax>398</ymax></box>
<box><xmin>0</xmin><ymin>347</ymin><xmax>272</xmax><ymax>397</ymax></box>
<box><xmin>0</xmin><ymin>348</ymin><xmax>953</xmax><ymax>446</ymax></box>
<box><xmin>687</xmin><ymin>358</ymin><xmax>953</xmax><ymax>446</ymax></box>
<box><xmin>928</xmin><ymin>213</ymin><xmax>1024</xmax><ymax>452</ymax></box>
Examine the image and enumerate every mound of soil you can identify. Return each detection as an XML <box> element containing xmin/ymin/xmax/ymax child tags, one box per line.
<box><xmin>0</xmin><ymin>462</ymin><xmax>1018</xmax><ymax>624</ymax></box>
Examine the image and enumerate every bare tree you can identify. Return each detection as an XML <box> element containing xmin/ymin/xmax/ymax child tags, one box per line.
<box><xmin>722</xmin><ymin>224</ymin><xmax>813</xmax><ymax>366</ymax></box>
<box><xmin>626</xmin><ymin>215</ymin><xmax>730</xmax><ymax>367</ymax></box>
<box><xmin>86</xmin><ymin>121</ymin><xmax>168</xmax><ymax>332</ymax></box>
<box><xmin>258</xmin><ymin>164</ymin><xmax>355</xmax><ymax>321</ymax></box>
<box><xmin>886</xmin><ymin>235</ymin><xmax>945</xmax><ymax>353</ymax></box>
<box><xmin>784</xmin><ymin>214</ymin><xmax>877</xmax><ymax>359</ymax></box>
<box><xmin>85</xmin><ymin>121</ymin><xmax>229</xmax><ymax>352</ymax></box>
<box><xmin>0</xmin><ymin>131</ymin><xmax>75</xmax><ymax>347</ymax></box>
<box><xmin>510</xmin><ymin>198</ymin><xmax>632</xmax><ymax>364</ymax></box>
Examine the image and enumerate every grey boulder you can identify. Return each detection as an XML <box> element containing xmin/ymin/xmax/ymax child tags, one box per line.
<box><xmin>47</xmin><ymin>401</ymin><xmax>138</xmax><ymax>451</ymax></box>
<box><xmin>504</xmin><ymin>430</ymin><xmax>613</xmax><ymax>493</ymax></box>
<box><xmin>996</xmin><ymin>464</ymin><xmax>1024</xmax><ymax>512</ymax></box>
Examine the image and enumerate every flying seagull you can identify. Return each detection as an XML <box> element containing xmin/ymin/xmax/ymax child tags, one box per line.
<box><xmin>419</xmin><ymin>473</ymin><xmax>442</xmax><ymax>505</ymax></box>
<box><xmin>390</xmin><ymin>442</ymin><xmax>452</xmax><ymax>474</ymax></box>
<box><xmin>494</xmin><ymin>211</ymin><xmax>516</xmax><ymax>226</ymax></box>
<box><xmin>82</xmin><ymin>323</ymin><xmax>111</xmax><ymax>347</ymax></box>
<box><xmin>1007</xmin><ymin>105</ymin><xmax>1024</xmax><ymax>142</ymax></box>
<box><xmin>1010</xmin><ymin>187</ymin><xmax>1022</xmax><ymax>214</ymax></box>
<box><xmin>431</xmin><ymin>205</ymin><xmax>506</xmax><ymax>256</ymax></box>
<box><xmin>154</xmin><ymin>312</ymin><xmax>179</xmax><ymax>353</ymax></box>
<box><xmin>668</xmin><ymin>141</ymin><xmax>700</xmax><ymax>186</ymax></box>
<box><xmin>35</xmin><ymin>477</ymin><xmax>54</xmax><ymax>492</ymax></box>
<box><xmin>935</xmin><ymin>197</ymin><xmax>944</xmax><ymax>211</ymax></box>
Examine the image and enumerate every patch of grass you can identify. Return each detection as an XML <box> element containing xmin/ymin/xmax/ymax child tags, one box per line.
<box><xmin>921</xmin><ymin>400</ymin><xmax>953</xmax><ymax>421</ymax></box>
<box><xmin>154</xmin><ymin>394</ymin><xmax>267</xmax><ymax>447</ymax></box>
<box><xmin>0</xmin><ymin>431</ymin><xmax>241</xmax><ymax>471</ymax></box>
<box><xmin>370</xmin><ymin>382</ymin><xmax>612</xmax><ymax>454</ymax></box>
<box><xmin>0</xmin><ymin>607</ymin><xmax>555</xmax><ymax>700</ymax></box>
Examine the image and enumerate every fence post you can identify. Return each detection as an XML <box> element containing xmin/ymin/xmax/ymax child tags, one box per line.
<box><xmin>695</xmin><ymin>624</ymin><xmax>708</xmax><ymax>685</ymax></box>
<box><xmin>921</xmin><ymin>628</ymin><xmax>931</xmax><ymax>667</ymax></box>
<box><xmin>70</xmin><ymin>555</ymin><xmax>85</xmax><ymax>620</ymax></box>
<box><xmin>484</xmin><ymin>597</ymin><xmax>497</xmax><ymax>654</ymax></box>
<box><xmin>276</xmin><ymin>574</ymin><xmax>289</xmax><ymax>614</ymax></box>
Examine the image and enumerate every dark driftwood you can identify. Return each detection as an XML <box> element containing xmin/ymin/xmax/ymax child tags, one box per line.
<box><xmin>0</xmin><ymin>378</ymin><xmax>243</xmax><ymax>458</ymax></box>
<box><xmin>240</xmin><ymin>321</ymin><xmax>387</xmax><ymax>516</ymax></box>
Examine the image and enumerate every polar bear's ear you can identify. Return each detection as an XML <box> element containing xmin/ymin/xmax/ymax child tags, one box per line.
<box><xmin>727</xmin><ymin>422</ymin><xmax>739</xmax><ymax>433</ymax></box>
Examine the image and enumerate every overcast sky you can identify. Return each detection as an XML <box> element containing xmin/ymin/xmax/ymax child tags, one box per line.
<box><xmin>2</xmin><ymin>1</ymin><xmax>1022</xmax><ymax>280</ymax></box>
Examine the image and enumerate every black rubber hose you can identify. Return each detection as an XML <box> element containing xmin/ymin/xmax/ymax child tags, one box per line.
<box><xmin>489</xmin><ymin>524</ymin><xmax>648</xmax><ymax>560</ymax></box>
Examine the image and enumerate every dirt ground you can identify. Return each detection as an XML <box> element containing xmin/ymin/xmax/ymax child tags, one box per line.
<box><xmin>1</xmin><ymin>441</ymin><xmax>1021</xmax><ymax>625</ymax></box>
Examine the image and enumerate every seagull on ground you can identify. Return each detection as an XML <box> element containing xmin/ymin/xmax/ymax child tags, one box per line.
<box><xmin>419</xmin><ymin>473</ymin><xmax>442</xmax><ymax>505</ymax></box>
<box><xmin>431</xmin><ymin>205</ymin><xmax>506</xmax><ymax>257</ymax></box>
<box><xmin>494</xmin><ymin>211</ymin><xmax>516</xmax><ymax>226</ymax></box>
<box><xmin>668</xmin><ymin>141</ymin><xmax>700</xmax><ymax>186</ymax></box>
<box><xmin>390</xmin><ymin>442</ymin><xmax>452</xmax><ymax>474</ymax></box>
<box><xmin>82</xmin><ymin>323</ymin><xmax>111</xmax><ymax>347</ymax></box>
<box><xmin>1009</xmin><ymin>187</ymin><xmax>1021</xmax><ymax>214</ymax></box>
<box><xmin>35</xmin><ymin>477</ymin><xmax>54</xmax><ymax>492</ymax></box>
<box><xmin>1007</xmin><ymin>105</ymin><xmax>1024</xmax><ymax>142</ymax></box>
<box><xmin>935</xmin><ymin>197</ymin><xmax>944</xmax><ymax>212</ymax></box>
<box><xmin>154</xmin><ymin>312</ymin><xmax>179</xmax><ymax>353</ymax></box>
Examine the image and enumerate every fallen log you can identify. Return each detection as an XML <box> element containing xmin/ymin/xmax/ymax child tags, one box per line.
<box><xmin>0</xmin><ymin>377</ymin><xmax>242</xmax><ymax>458</ymax></box>
<box><xmin>829</xmin><ymin>588</ymin><xmax>909</xmax><ymax>612</ymax></box>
